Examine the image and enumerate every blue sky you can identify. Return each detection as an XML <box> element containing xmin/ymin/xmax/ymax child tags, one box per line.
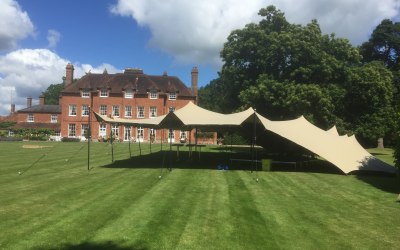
<box><xmin>0</xmin><ymin>0</ymin><xmax>399</xmax><ymax>115</ymax></box>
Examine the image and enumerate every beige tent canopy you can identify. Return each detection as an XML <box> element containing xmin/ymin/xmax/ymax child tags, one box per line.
<box><xmin>93</xmin><ymin>102</ymin><xmax>397</xmax><ymax>174</ymax></box>
<box><xmin>256</xmin><ymin>114</ymin><xmax>397</xmax><ymax>174</ymax></box>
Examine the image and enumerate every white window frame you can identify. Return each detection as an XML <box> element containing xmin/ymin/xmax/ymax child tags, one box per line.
<box><xmin>27</xmin><ymin>114</ymin><xmax>34</xmax><ymax>122</ymax></box>
<box><xmin>137</xmin><ymin>127</ymin><xmax>144</xmax><ymax>142</ymax></box>
<box><xmin>68</xmin><ymin>124</ymin><xmax>76</xmax><ymax>137</ymax></box>
<box><xmin>69</xmin><ymin>104</ymin><xmax>77</xmax><ymax>116</ymax></box>
<box><xmin>169</xmin><ymin>92</ymin><xmax>177</xmax><ymax>100</ymax></box>
<box><xmin>124</xmin><ymin>126</ymin><xmax>132</xmax><ymax>141</ymax></box>
<box><xmin>51</xmin><ymin>114</ymin><xmax>57</xmax><ymax>123</ymax></box>
<box><xmin>125</xmin><ymin>106</ymin><xmax>132</xmax><ymax>117</ymax></box>
<box><xmin>100</xmin><ymin>88</ymin><xmax>108</xmax><ymax>97</ymax></box>
<box><xmin>125</xmin><ymin>89</ymin><xmax>133</xmax><ymax>98</ymax></box>
<box><xmin>81</xmin><ymin>124</ymin><xmax>89</xmax><ymax>138</ymax></box>
<box><xmin>100</xmin><ymin>105</ymin><xmax>107</xmax><ymax>115</ymax></box>
<box><xmin>82</xmin><ymin>89</ymin><xmax>90</xmax><ymax>98</ymax></box>
<box><xmin>149</xmin><ymin>106</ymin><xmax>157</xmax><ymax>118</ymax></box>
<box><xmin>168</xmin><ymin>129</ymin><xmax>175</xmax><ymax>143</ymax></box>
<box><xmin>149</xmin><ymin>128</ymin><xmax>156</xmax><ymax>142</ymax></box>
<box><xmin>149</xmin><ymin>90</ymin><xmax>158</xmax><ymax>99</ymax></box>
<box><xmin>99</xmin><ymin>124</ymin><xmax>107</xmax><ymax>137</ymax></box>
<box><xmin>111</xmin><ymin>124</ymin><xmax>119</xmax><ymax>138</ymax></box>
<box><xmin>112</xmin><ymin>105</ymin><xmax>120</xmax><ymax>117</ymax></box>
<box><xmin>137</xmin><ymin>106</ymin><xmax>144</xmax><ymax>118</ymax></box>
<box><xmin>82</xmin><ymin>105</ymin><xmax>89</xmax><ymax>116</ymax></box>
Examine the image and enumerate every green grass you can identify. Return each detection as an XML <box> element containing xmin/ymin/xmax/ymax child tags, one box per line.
<box><xmin>367</xmin><ymin>148</ymin><xmax>395</xmax><ymax>165</ymax></box>
<box><xmin>0</xmin><ymin>141</ymin><xmax>399</xmax><ymax>249</ymax></box>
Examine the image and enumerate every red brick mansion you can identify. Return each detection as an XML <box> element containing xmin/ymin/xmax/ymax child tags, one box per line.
<box><xmin>3</xmin><ymin>64</ymin><xmax>203</xmax><ymax>143</ymax></box>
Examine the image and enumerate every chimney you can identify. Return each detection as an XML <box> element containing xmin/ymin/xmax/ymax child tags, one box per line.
<box><xmin>191</xmin><ymin>67</ymin><xmax>198</xmax><ymax>104</ymax></box>
<box><xmin>65</xmin><ymin>63</ymin><xmax>74</xmax><ymax>86</ymax></box>
<box><xmin>27</xmin><ymin>96</ymin><xmax>32</xmax><ymax>108</ymax></box>
<box><xmin>39</xmin><ymin>95</ymin><xmax>45</xmax><ymax>105</ymax></box>
<box><xmin>11</xmin><ymin>104</ymin><xmax>15</xmax><ymax>114</ymax></box>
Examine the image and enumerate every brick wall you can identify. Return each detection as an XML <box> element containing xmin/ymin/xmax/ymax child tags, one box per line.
<box><xmin>17</xmin><ymin>112</ymin><xmax>59</xmax><ymax>124</ymax></box>
<box><xmin>60</xmin><ymin>91</ymin><xmax>197</xmax><ymax>142</ymax></box>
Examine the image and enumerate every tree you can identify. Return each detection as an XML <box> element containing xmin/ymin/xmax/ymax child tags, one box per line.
<box><xmin>239</xmin><ymin>75</ymin><xmax>338</xmax><ymax>128</ymax></box>
<box><xmin>343</xmin><ymin>61</ymin><xmax>395</xmax><ymax>146</ymax></box>
<box><xmin>360</xmin><ymin>19</ymin><xmax>400</xmax><ymax>70</ymax></box>
<box><xmin>42</xmin><ymin>82</ymin><xmax>64</xmax><ymax>105</ymax></box>
<box><xmin>219</xmin><ymin>5</ymin><xmax>360</xmax><ymax>113</ymax></box>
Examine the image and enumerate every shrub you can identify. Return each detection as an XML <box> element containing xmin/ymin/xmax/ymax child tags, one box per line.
<box><xmin>0</xmin><ymin>137</ymin><xmax>23</xmax><ymax>141</ymax></box>
<box><xmin>61</xmin><ymin>137</ymin><xmax>80</xmax><ymax>142</ymax></box>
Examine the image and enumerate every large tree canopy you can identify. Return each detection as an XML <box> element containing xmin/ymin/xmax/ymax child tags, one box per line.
<box><xmin>198</xmin><ymin>5</ymin><xmax>397</xmax><ymax>146</ymax></box>
<box><xmin>360</xmin><ymin>19</ymin><xmax>400</xmax><ymax>70</ymax></box>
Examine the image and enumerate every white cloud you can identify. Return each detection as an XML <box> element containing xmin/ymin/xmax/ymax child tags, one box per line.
<box><xmin>0</xmin><ymin>49</ymin><xmax>120</xmax><ymax>115</ymax></box>
<box><xmin>0</xmin><ymin>0</ymin><xmax>34</xmax><ymax>51</ymax></box>
<box><xmin>47</xmin><ymin>29</ymin><xmax>61</xmax><ymax>49</ymax></box>
<box><xmin>111</xmin><ymin>0</ymin><xmax>400</xmax><ymax>66</ymax></box>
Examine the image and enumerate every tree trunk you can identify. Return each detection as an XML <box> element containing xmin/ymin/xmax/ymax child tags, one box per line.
<box><xmin>377</xmin><ymin>137</ymin><xmax>384</xmax><ymax>149</ymax></box>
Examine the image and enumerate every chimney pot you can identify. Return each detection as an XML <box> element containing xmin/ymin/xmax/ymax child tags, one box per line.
<box><xmin>27</xmin><ymin>96</ymin><xmax>32</xmax><ymax>108</ymax></box>
<box><xmin>39</xmin><ymin>95</ymin><xmax>45</xmax><ymax>105</ymax></box>
<box><xmin>65</xmin><ymin>63</ymin><xmax>74</xmax><ymax>86</ymax></box>
<box><xmin>191</xmin><ymin>67</ymin><xmax>198</xmax><ymax>104</ymax></box>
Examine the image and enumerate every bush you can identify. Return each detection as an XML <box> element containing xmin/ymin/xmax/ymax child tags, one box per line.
<box><xmin>0</xmin><ymin>137</ymin><xmax>23</xmax><ymax>141</ymax></box>
<box><xmin>61</xmin><ymin>137</ymin><xmax>81</xmax><ymax>142</ymax></box>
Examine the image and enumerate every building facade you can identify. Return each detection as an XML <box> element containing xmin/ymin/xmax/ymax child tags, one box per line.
<box><xmin>60</xmin><ymin>64</ymin><xmax>199</xmax><ymax>142</ymax></box>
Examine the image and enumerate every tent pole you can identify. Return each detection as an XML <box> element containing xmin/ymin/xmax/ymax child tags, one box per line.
<box><xmin>138</xmin><ymin>127</ymin><xmax>142</xmax><ymax>156</ymax></box>
<box><xmin>87</xmin><ymin>106</ymin><xmax>91</xmax><ymax>171</ymax></box>
<box><xmin>253</xmin><ymin>110</ymin><xmax>258</xmax><ymax>182</ymax></box>
<box><xmin>110</xmin><ymin>130</ymin><xmax>114</xmax><ymax>163</ymax></box>
<box><xmin>128</xmin><ymin>127</ymin><xmax>132</xmax><ymax>158</ymax></box>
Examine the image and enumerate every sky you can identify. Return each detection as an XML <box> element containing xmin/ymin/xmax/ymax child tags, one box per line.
<box><xmin>0</xmin><ymin>0</ymin><xmax>399</xmax><ymax>116</ymax></box>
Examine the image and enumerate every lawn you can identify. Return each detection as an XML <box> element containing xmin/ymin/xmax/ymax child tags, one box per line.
<box><xmin>0</xmin><ymin>141</ymin><xmax>399</xmax><ymax>249</ymax></box>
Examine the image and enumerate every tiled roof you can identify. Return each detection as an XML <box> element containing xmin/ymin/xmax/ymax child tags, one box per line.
<box><xmin>18</xmin><ymin>105</ymin><xmax>61</xmax><ymax>114</ymax></box>
<box><xmin>62</xmin><ymin>71</ymin><xmax>194</xmax><ymax>96</ymax></box>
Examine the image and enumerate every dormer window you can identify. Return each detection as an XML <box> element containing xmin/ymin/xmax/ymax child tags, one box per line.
<box><xmin>82</xmin><ymin>89</ymin><xmax>90</xmax><ymax>98</ymax></box>
<box><xmin>100</xmin><ymin>88</ymin><xmax>108</xmax><ymax>97</ymax></box>
<box><xmin>149</xmin><ymin>90</ymin><xmax>158</xmax><ymax>99</ymax></box>
<box><xmin>169</xmin><ymin>91</ymin><xmax>177</xmax><ymax>100</ymax></box>
<box><xmin>125</xmin><ymin>89</ymin><xmax>133</xmax><ymax>98</ymax></box>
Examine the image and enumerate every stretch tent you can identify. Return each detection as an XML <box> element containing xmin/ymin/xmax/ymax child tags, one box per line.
<box><xmin>256</xmin><ymin>114</ymin><xmax>397</xmax><ymax>174</ymax></box>
<box><xmin>93</xmin><ymin>101</ymin><xmax>397</xmax><ymax>174</ymax></box>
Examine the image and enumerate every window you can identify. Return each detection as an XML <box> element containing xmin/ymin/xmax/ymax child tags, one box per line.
<box><xmin>100</xmin><ymin>105</ymin><xmax>107</xmax><ymax>115</ymax></box>
<box><xmin>137</xmin><ymin>127</ymin><xmax>144</xmax><ymax>142</ymax></box>
<box><xmin>168</xmin><ymin>129</ymin><xmax>175</xmax><ymax>143</ymax></box>
<box><xmin>82</xmin><ymin>89</ymin><xmax>90</xmax><ymax>98</ymax></box>
<box><xmin>82</xmin><ymin>105</ymin><xmax>89</xmax><ymax>116</ymax></box>
<box><xmin>169</xmin><ymin>91</ymin><xmax>177</xmax><ymax>100</ymax></box>
<box><xmin>124</xmin><ymin>126</ymin><xmax>131</xmax><ymax>141</ymax></box>
<box><xmin>169</xmin><ymin>107</ymin><xmax>176</xmax><ymax>113</ymax></box>
<box><xmin>112</xmin><ymin>105</ymin><xmax>120</xmax><ymax>117</ymax></box>
<box><xmin>125</xmin><ymin>89</ymin><xmax>133</xmax><ymax>98</ymax></box>
<box><xmin>149</xmin><ymin>106</ymin><xmax>157</xmax><ymax>118</ymax></box>
<box><xmin>125</xmin><ymin>106</ymin><xmax>132</xmax><ymax>117</ymax></box>
<box><xmin>27</xmin><ymin>114</ymin><xmax>34</xmax><ymax>122</ymax></box>
<box><xmin>111</xmin><ymin>124</ymin><xmax>119</xmax><ymax>138</ymax></box>
<box><xmin>54</xmin><ymin>131</ymin><xmax>61</xmax><ymax>137</ymax></box>
<box><xmin>69</xmin><ymin>105</ymin><xmax>77</xmax><ymax>116</ymax></box>
<box><xmin>68</xmin><ymin>124</ymin><xmax>76</xmax><ymax>137</ymax></box>
<box><xmin>149</xmin><ymin>128</ymin><xmax>156</xmax><ymax>142</ymax></box>
<box><xmin>81</xmin><ymin>124</ymin><xmax>89</xmax><ymax>138</ymax></box>
<box><xmin>149</xmin><ymin>90</ymin><xmax>158</xmax><ymax>99</ymax></box>
<box><xmin>100</xmin><ymin>88</ymin><xmax>108</xmax><ymax>97</ymax></box>
<box><xmin>51</xmin><ymin>114</ymin><xmax>57</xmax><ymax>123</ymax></box>
<box><xmin>99</xmin><ymin>124</ymin><xmax>107</xmax><ymax>137</ymax></box>
<box><xmin>137</xmin><ymin>106</ymin><xmax>144</xmax><ymax>118</ymax></box>
<box><xmin>180</xmin><ymin>131</ymin><xmax>187</xmax><ymax>140</ymax></box>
